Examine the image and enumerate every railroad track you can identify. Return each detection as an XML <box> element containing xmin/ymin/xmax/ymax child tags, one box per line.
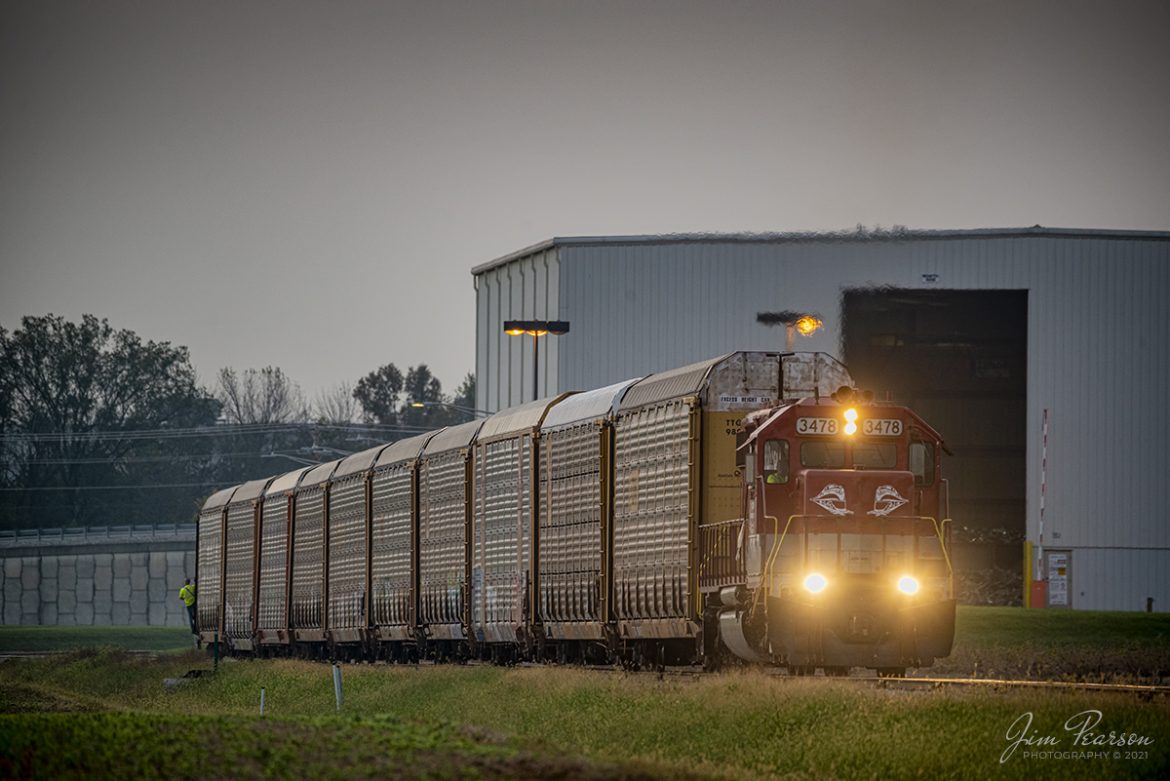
<box><xmin>566</xmin><ymin>663</ymin><xmax>1170</xmax><ymax>696</ymax></box>
<box><xmin>5</xmin><ymin>652</ymin><xmax>1166</xmax><ymax>697</ymax></box>
<box><xmin>864</xmin><ymin>675</ymin><xmax>1170</xmax><ymax>697</ymax></box>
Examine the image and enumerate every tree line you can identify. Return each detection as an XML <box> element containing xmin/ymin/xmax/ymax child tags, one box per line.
<box><xmin>0</xmin><ymin>314</ymin><xmax>475</xmax><ymax>530</ymax></box>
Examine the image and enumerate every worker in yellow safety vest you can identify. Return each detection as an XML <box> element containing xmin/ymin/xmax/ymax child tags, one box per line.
<box><xmin>179</xmin><ymin>579</ymin><xmax>197</xmax><ymax>634</ymax></box>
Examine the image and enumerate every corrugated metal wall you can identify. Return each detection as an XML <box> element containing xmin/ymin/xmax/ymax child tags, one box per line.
<box><xmin>475</xmin><ymin>246</ymin><xmax>562</xmax><ymax>412</ymax></box>
<box><xmin>473</xmin><ymin>232</ymin><xmax>1170</xmax><ymax>612</ymax></box>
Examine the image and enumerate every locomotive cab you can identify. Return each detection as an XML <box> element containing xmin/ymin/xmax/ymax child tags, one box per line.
<box><xmin>721</xmin><ymin>392</ymin><xmax>955</xmax><ymax>673</ymax></box>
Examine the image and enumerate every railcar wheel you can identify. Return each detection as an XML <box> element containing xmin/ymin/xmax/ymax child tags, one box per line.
<box><xmin>823</xmin><ymin>666</ymin><xmax>849</xmax><ymax>677</ymax></box>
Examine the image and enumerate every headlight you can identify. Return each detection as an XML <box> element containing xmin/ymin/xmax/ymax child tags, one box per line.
<box><xmin>897</xmin><ymin>575</ymin><xmax>920</xmax><ymax>596</ymax></box>
<box><xmin>803</xmin><ymin>573</ymin><xmax>828</xmax><ymax>594</ymax></box>
<box><xmin>843</xmin><ymin>408</ymin><xmax>858</xmax><ymax>436</ymax></box>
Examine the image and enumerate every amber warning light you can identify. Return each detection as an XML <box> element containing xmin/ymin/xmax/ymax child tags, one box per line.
<box><xmin>795</xmin><ymin>315</ymin><xmax>822</xmax><ymax>336</ymax></box>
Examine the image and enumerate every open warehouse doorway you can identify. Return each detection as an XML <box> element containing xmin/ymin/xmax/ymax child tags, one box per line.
<box><xmin>841</xmin><ymin>289</ymin><xmax>1027</xmax><ymax>605</ymax></box>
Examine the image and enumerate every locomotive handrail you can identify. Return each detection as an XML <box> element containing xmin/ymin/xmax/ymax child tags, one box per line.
<box><xmin>696</xmin><ymin>518</ymin><xmax>747</xmax><ymax>601</ymax></box>
<box><xmin>758</xmin><ymin>473</ymin><xmax>790</xmax><ymax>606</ymax></box>
<box><xmin>931</xmin><ymin>516</ymin><xmax>955</xmax><ymax>576</ymax></box>
<box><xmin>761</xmin><ymin>512</ymin><xmax>794</xmax><ymax>605</ymax></box>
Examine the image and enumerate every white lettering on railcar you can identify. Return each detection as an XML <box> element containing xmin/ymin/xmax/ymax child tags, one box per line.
<box><xmin>718</xmin><ymin>395</ymin><xmax>772</xmax><ymax>406</ymax></box>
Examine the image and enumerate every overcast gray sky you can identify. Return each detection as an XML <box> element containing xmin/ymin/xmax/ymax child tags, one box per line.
<box><xmin>3</xmin><ymin>0</ymin><xmax>1168</xmax><ymax>401</ymax></box>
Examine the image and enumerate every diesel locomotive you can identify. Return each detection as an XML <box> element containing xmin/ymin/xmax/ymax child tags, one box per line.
<box><xmin>196</xmin><ymin>351</ymin><xmax>954</xmax><ymax>674</ymax></box>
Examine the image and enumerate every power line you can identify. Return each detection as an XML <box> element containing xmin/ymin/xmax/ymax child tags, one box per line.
<box><xmin>0</xmin><ymin>482</ymin><xmax>230</xmax><ymax>492</ymax></box>
<box><xmin>3</xmin><ymin>448</ymin><xmax>341</xmax><ymax>467</ymax></box>
<box><xmin>0</xmin><ymin>421</ymin><xmax>432</xmax><ymax>443</ymax></box>
<box><xmin>6</xmin><ymin>451</ymin><xmax>298</xmax><ymax>466</ymax></box>
<box><xmin>2</xmin><ymin>422</ymin><xmax>297</xmax><ymax>442</ymax></box>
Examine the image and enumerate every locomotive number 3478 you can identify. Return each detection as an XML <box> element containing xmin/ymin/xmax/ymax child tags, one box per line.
<box><xmin>863</xmin><ymin>418</ymin><xmax>904</xmax><ymax>436</ymax></box>
<box><xmin>796</xmin><ymin>417</ymin><xmax>838</xmax><ymax>435</ymax></box>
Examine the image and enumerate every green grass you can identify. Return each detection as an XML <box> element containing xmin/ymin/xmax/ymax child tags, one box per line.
<box><xmin>1</xmin><ymin>649</ymin><xmax>1168</xmax><ymax>780</ymax></box>
<box><xmin>0</xmin><ymin>625</ymin><xmax>192</xmax><ymax>653</ymax></box>
<box><xmin>929</xmin><ymin>607</ymin><xmax>1170</xmax><ymax>680</ymax></box>
<box><xmin>0</xmin><ymin>712</ymin><xmax>549</xmax><ymax>781</ymax></box>
<box><xmin>1</xmin><ymin>610</ymin><xmax>1169</xmax><ymax>779</ymax></box>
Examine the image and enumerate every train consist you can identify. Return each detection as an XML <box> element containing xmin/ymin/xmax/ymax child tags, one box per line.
<box><xmin>196</xmin><ymin>351</ymin><xmax>955</xmax><ymax>674</ymax></box>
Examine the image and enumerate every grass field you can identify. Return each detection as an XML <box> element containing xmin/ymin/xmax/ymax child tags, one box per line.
<box><xmin>1</xmin><ymin>608</ymin><xmax>1168</xmax><ymax>780</ymax></box>
<box><xmin>0</xmin><ymin>625</ymin><xmax>192</xmax><ymax>653</ymax></box>
<box><xmin>932</xmin><ymin>607</ymin><xmax>1170</xmax><ymax>681</ymax></box>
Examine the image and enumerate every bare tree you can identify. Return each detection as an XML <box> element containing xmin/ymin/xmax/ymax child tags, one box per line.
<box><xmin>314</xmin><ymin>381</ymin><xmax>360</xmax><ymax>424</ymax></box>
<box><xmin>216</xmin><ymin>366</ymin><xmax>308</xmax><ymax>424</ymax></box>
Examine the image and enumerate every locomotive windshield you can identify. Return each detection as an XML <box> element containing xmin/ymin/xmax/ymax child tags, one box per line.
<box><xmin>852</xmin><ymin>442</ymin><xmax>897</xmax><ymax>468</ymax></box>
<box><xmin>798</xmin><ymin>440</ymin><xmax>898</xmax><ymax>469</ymax></box>
<box><xmin>800</xmin><ymin>441</ymin><xmax>846</xmax><ymax>468</ymax></box>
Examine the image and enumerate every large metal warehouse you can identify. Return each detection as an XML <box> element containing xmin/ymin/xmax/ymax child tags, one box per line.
<box><xmin>472</xmin><ymin>227</ymin><xmax>1170</xmax><ymax>613</ymax></box>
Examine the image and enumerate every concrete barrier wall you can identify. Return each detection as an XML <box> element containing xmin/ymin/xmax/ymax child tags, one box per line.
<box><xmin>1</xmin><ymin>527</ymin><xmax>197</xmax><ymax>627</ymax></box>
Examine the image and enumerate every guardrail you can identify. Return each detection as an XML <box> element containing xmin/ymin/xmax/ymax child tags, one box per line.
<box><xmin>0</xmin><ymin>523</ymin><xmax>196</xmax><ymax>548</ymax></box>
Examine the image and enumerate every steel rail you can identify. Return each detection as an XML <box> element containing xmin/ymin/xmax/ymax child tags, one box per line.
<box><xmin>565</xmin><ymin>664</ymin><xmax>1170</xmax><ymax>696</ymax></box>
<box><xmin>864</xmin><ymin>675</ymin><xmax>1170</xmax><ymax>696</ymax></box>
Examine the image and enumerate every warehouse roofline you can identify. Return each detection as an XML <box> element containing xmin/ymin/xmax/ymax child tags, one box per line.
<box><xmin>471</xmin><ymin>226</ymin><xmax>1170</xmax><ymax>276</ymax></box>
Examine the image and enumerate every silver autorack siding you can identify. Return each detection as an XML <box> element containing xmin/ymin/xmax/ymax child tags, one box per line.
<box><xmin>539</xmin><ymin>421</ymin><xmax>605</xmax><ymax>637</ymax></box>
<box><xmin>291</xmin><ymin>485</ymin><xmax>326</xmax><ymax>634</ymax></box>
<box><xmin>370</xmin><ymin>463</ymin><xmax>415</xmax><ymax>638</ymax></box>
<box><xmin>257</xmin><ymin>494</ymin><xmax>290</xmax><ymax>637</ymax></box>
<box><xmin>537</xmin><ymin>378</ymin><xmax>639</xmax><ymax>639</ymax></box>
<box><xmin>326</xmin><ymin>474</ymin><xmax>367</xmax><ymax>637</ymax></box>
<box><xmin>470</xmin><ymin>397</ymin><xmax>565</xmax><ymax>645</ymax></box>
<box><xmin>221</xmin><ymin>478</ymin><xmax>272</xmax><ymax>643</ymax></box>
<box><xmin>417</xmin><ymin>420</ymin><xmax>483</xmax><ymax>640</ymax></box>
<box><xmin>418</xmin><ymin>450</ymin><xmax>471</xmax><ymax>639</ymax></box>
<box><xmin>223</xmin><ymin>501</ymin><xmax>255</xmax><ymax>640</ymax></box>
<box><xmin>290</xmin><ymin>459</ymin><xmax>340</xmax><ymax>639</ymax></box>
<box><xmin>196</xmin><ymin>507</ymin><xmax>224</xmax><ymax>635</ymax></box>
<box><xmin>612</xmin><ymin>398</ymin><xmax>697</xmax><ymax>637</ymax></box>
<box><xmin>196</xmin><ymin>485</ymin><xmax>238</xmax><ymax>639</ymax></box>
<box><xmin>257</xmin><ymin>467</ymin><xmax>310</xmax><ymax>642</ymax></box>
<box><xmin>471</xmin><ymin>433</ymin><xmax>532</xmax><ymax>643</ymax></box>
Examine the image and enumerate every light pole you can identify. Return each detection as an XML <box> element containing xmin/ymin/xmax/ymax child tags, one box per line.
<box><xmin>503</xmin><ymin>319</ymin><xmax>570</xmax><ymax>402</ymax></box>
<box><xmin>756</xmin><ymin>311</ymin><xmax>823</xmax><ymax>351</ymax></box>
<box><xmin>261</xmin><ymin>445</ymin><xmax>354</xmax><ymax>467</ymax></box>
<box><xmin>408</xmin><ymin>400</ymin><xmax>492</xmax><ymax>419</ymax></box>
<box><xmin>262</xmin><ymin>452</ymin><xmax>322</xmax><ymax>467</ymax></box>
